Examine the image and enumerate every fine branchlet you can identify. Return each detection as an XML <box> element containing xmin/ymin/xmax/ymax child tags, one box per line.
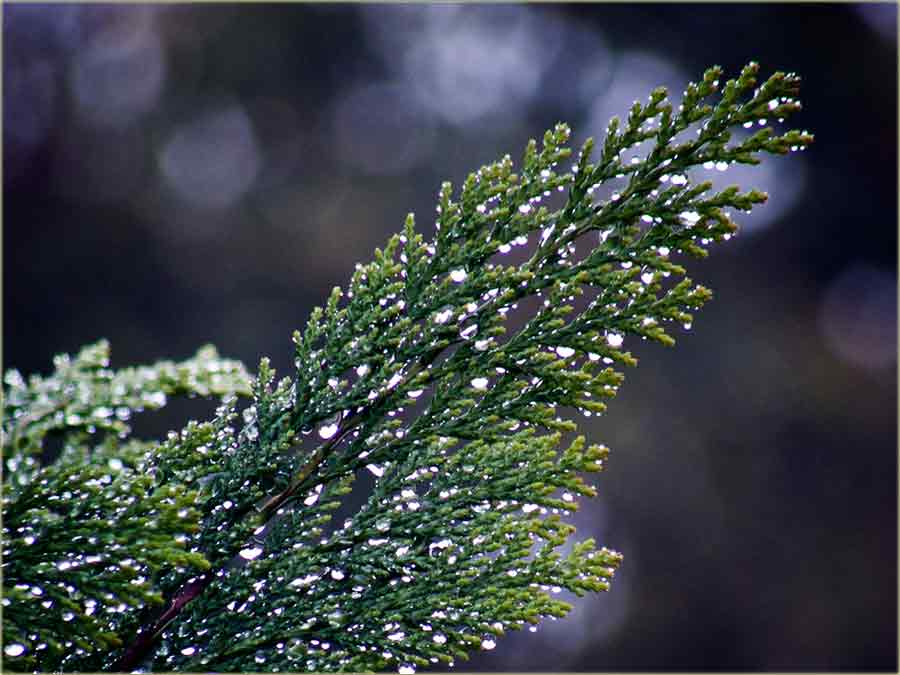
<box><xmin>2</xmin><ymin>63</ymin><xmax>812</xmax><ymax>673</ymax></box>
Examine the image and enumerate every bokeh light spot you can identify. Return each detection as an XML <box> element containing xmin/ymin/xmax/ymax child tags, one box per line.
<box><xmin>158</xmin><ymin>106</ymin><xmax>263</xmax><ymax>211</ymax></box>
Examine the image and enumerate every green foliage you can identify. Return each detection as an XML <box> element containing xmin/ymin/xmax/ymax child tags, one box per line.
<box><xmin>2</xmin><ymin>342</ymin><xmax>251</xmax><ymax>671</ymax></box>
<box><xmin>2</xmin><ymin>63</ymin><xmax>811</xmax><ymax>672</ymax></box>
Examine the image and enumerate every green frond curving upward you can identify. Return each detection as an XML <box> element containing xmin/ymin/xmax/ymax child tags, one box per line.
<box><xmin>2</xmin><ymin>63</ymin><xmax>811</xmax><ymax>673</ymax></box>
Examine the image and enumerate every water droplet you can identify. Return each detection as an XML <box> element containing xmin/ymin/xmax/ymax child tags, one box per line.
<box><xmin>470</xmin><ymin>377</ymin><xmax>489</xmax><ymax>391</ymax></box>
<box><xmin>606</xmin><ymin>333</ymin><xmax>624</xmax><ymax>348</ymax></box>
<box><xmin>387</xmin><ymin>631</ymin><xmax>405</xmax><ymax>641</ymax></box>
<box><xmin>562</xmin><ymin>492</ymin><xmax>574</xmax><ymax>502</ymax></box>
<box><xmin>518</xmin><ymin>204</ymin><xmax>532</xmax><ymax>215</ymax></box>
<box><xmin>289</xmin><ymin>574</ymin><xmax>319</xmax><ymax>588</ymax></box>
<box><xmin>367</xmin><ymin>464</ymin><xmax>385</xmax><ymax>477</ymax></box>
<box><xmin>330</xmin><ymin>570</ymin><xmax>345</xmax><ymax>581</ymax></box>
<box><xmin>498</xmin><ymin>243</ymin><xmax>511</xmax><ymax>254</ymax></box>
<box><xmin>399</xmin><ymin>665</ymin><xmax>416</xmax><ymax>674</ymax></box>
<box><xmin>555</xmin><ymin>346</ymin><xmax>575</xmax><ymax>358</ymax></box>
<box><xmin>434</xmin><ymin>308</ymin><xmax>454</xmax><ymax>325</ymax></box>
<box><xmin>474</xmin><ymin>339</ymin><xmax>491</xmax><ymax>351</ymax></box>
<box><xmin>318</xmin><ymin>423</ymin><xmax>339</xmax><ymax>440</ymax></box>
<box><xmin>481</xmin><ymin>639</ymin><xmax>496</xmax><ymax>650</ymax></box>
<box><xmin>356</xmin><ymin>364</ymin><xmax>370</xmax><ymax>377</ymax></box>
<box><xmin>433</xmin><ymin>633</ymin><xmax>447</xmax><ymax>645</ymax></box>
<box><xmin>239</xmin><ymin>546</ymin><xmax>263</xmax><ymax>561</ymax></box>
<box><xmin>304</xmin><ymin>484</ymin><xmax>324</xmax><ymax>506</ymax></box>
<box><xmin>670</xmin><ymin>174</ymin><xmax>687</xmax><ymax>186</ymax></box>
<box><xmin>408</xmin><ymin>389</ymin><xmax>424</xmax><ymax>399</ymax></box>
<box><xmin>5</xmin><ymin>644</ymin><xmax>25</xmax><ymax>657</ymax></box>
<box><xmin>428</xmin><ymin>538</ymin><xmax>452</xmax><ymax>555</ymax></box>
<box><xmin>641</xmin><ymin>272</ymin><xmax>654</xmax><ymax>284</ymax></box>
<box><xmin>395</xmin><ymin>546</ymin><xmax>410</xmax><ymax>557</ymax></box>
<box><xmin>540</xmin><ymin>223</ymin><xmax>555</xmax><ymax>246</ymax></box>
<box><xmin>376</xmin><ymin>519</ymin><xmax>390</xmax><ymax>532</ymax></box>
<box><xmin>657</xmin><ymin>246</ymin><xmax>670</xmax><ymax>257</ymax></box>
<box><xmin>460</xmin><ymin>325</ymin><xmax>478</xmax><ymax>340</ymax></box>
<box><xmin>679</xmin><ymin>210</ymin><xmax>701</xmax><ymax>226</ymax></box>
<box><xmin>181</xmin><ymin>647</ymin><xmax>196</xmax><ymax>656</ymax></box>
<box><xmin>146</xmin><ymin>391</ymin><xmax>167</xmax><ymax>407</ymax></box>
<box><xmin>450</xmin><ymin>269</ymin><xmax>468</xmax><ymax>283</ymax></box>
<box><xmin>683</xmin><ymin>322</ymin><xmax>692</xmax><ymax>330</ymax></box>
<box><xmin>715</xmin><ymin>161</ymin><xmax>729</xmax><ymax>171</ymax></box>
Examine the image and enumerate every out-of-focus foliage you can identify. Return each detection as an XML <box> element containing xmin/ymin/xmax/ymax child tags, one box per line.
<box><xmin>2</xmin><ymin>342</ymin><xmax>251</xmax><ymax>671</ymax></box>
<box><xmin>2</xmin><ymin>64</ymin><xmax>811</xmax><ymax>672</ymax></box>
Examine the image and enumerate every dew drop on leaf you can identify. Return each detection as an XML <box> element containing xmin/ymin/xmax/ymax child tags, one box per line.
<box><xmin>304</xmin><ymin>484</ymin><xmax>324</xmax><ymax>506</ymax></box>
<box><xmin>450</xmin><ymin>269</ymin><xmax>468</xmax><ymax>283</ymax></box>
<box><xmin>319</xmin><ymin>423</ymin><xmax>339</xmax><ymax>440</ymax></box>
<box><xmin>239</xmin><ymin>547</ymin><xmax>263</xmax><ymax>561</ymax></box>
<box><xmin>434</xmin><ymin>308</ymin><xmax>454</xmax><ymax>325</ymax></box>
<box><xmin>471</xmin><ymin>377</ymin><xmax>489</xmax><ymax>390</ymax></box>
<box><xmin>460</xmin><ymin>325</ymin><xmax>478</xmax><ymax>340</ymax></box>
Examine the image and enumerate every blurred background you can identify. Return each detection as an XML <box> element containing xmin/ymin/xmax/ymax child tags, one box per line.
<box><xmin>3</xmin><ymin>3</ymin><xmax>897</xmax><ymax>671</ymax></box>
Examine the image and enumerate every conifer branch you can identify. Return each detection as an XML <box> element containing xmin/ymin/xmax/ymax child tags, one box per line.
<box><xmin>2</xmin><ymin>63</ymin><xmax>811</xmax><ymax>673</ymax></box>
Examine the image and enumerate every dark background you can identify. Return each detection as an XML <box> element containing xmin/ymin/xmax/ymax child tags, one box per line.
<box><xmin>4</xmin><ymin>3</ymin><xmax>897</xmax><ymax>671</ymax></box>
